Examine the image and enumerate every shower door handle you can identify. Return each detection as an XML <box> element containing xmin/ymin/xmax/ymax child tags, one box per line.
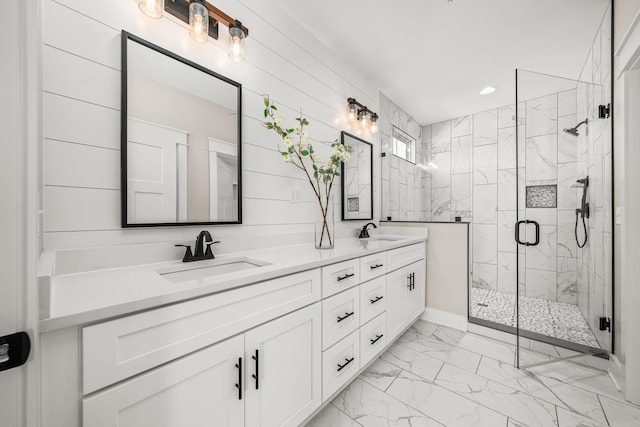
<box><xmin>515</xmin><ymin>220</ymin><xmax>540</xmax><ymax>246</ymax></box>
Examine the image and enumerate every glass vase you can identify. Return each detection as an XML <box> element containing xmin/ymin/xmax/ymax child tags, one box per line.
<box><xmin>314</xmin><ymin>195</ymin><xmax>335</xmax><ymax>249</ymax></box>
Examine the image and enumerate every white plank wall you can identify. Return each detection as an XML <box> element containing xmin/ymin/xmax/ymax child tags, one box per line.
<box><xmin>42</xmin><ymin>0</ymin><xmax>380</xmax><ymax>250</ymax></box>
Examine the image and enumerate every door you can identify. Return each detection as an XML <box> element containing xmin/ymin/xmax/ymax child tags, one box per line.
<box><xmin>244</xmin><ymin>303</ymin><xmax>322</xmax><ymax>427</ymax></box>
<box><xmin>127</xmin><ymin>118</ymin><xmax>186</xmax><ymax>223</ymax></box>
<box><xmin>515</xmin><ymin>69</ymin><xmax>610</xmax><ymax>368</ymax></box>
<box><xmin>0</xmin><ymin>1</ymin><xmax>39</xmax><ymax>426</ymax></box>
<box><xmin>386</xmin><ymin>265</ymin><xmax>410</xmax><ymax>339</ymax></box>
<box><xmin>406</xmin><ymin>259</ymin><xmax>426</xmax><ymax>321</ymax></box>
<box><xmin>83</xmin><ymin>335</ymin><xmax>245</xmax><ymax>427</ymax></box>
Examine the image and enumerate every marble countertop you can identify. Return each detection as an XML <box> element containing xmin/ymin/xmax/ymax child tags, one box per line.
<box><xmin>40</xmin><ymin>234</ymin><xmax>427</xmax><ymax>333</ymax></box>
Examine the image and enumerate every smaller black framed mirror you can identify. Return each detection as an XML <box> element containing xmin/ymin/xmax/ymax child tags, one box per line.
<box><xmin>341</xmin><ymin>131</ymin><xmax>373</xmax><ymax>221</ymax></box>
<box><xmin>121</xmin><ymin>31</ymin><xmax>242</xmax><ymax>227</ymax></box>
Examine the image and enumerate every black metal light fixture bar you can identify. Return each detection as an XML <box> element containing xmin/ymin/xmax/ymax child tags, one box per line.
<box><xmin>347</xmin><ymin>97</ymin><xmax>378</xmax><ymax>133</ymax></box>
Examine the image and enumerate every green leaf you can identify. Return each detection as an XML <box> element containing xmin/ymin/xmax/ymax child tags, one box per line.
<box><xmin>271</xmin><ymin>105</ymin><xmax>277</xmax><ymax>110</ymax></box>
<box><xmin>264</xmin><ymin>110</ymin><xmax>268</xmax><ymax>118</ymax></box>
<box><xmin>300</xmin><ymin>150</ymin><xmax>309</xmax><ymax>156</ymax></box>
<box><xmin>263</xmin><ymin>97</ymin><xmax>269</xmax><ymax>107</ymax></box>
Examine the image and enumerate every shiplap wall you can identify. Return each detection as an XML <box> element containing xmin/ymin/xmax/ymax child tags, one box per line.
<box><xmin>42</xmin><ymin>0</ymin><xmax>380</xmax><ymax>251</ymax></box>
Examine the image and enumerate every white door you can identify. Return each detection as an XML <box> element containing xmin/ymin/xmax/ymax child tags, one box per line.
<box><xmin>386</xmin><ymin>265</ymin><xmax>410</xmax><ymax>340</ymax></box>
<box><xmin>127</xmin><ymin>118</ymin><xmax>187</xmax><ymax>223</ymax></box>
<box><xmin>0</xmin><ymin>1</ymin><xmax>39</xmax><ymax>426</ymax></box>
<box><xmin>83</xmin><ymin>335</ymin><xmax>245</xmax><ymax>427</ymax></box>
<box><xmin>244</xmin><ymin>303</ymin><xmax>322</xmax><ymax>427</ymax></box>
<box><xmin>406</xmin><ymin>259</ymin><xmax>426</xmax><ymax>321</ymax></box>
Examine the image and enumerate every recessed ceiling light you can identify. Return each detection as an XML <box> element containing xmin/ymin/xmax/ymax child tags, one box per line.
<box><xmin>480</xmin><ymin>86</ymin><xmax>497</xmax><ymax>95</ymax></box>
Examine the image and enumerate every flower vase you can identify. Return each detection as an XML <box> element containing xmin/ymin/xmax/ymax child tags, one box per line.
<box><xmin>314</xmin><ymin>195</ymin><xmax>335</xmax><ymax>249</ymax></box>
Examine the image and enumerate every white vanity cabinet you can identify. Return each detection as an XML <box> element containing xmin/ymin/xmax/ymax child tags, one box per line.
<box><xmin>84</xmin><ymin>303</ymin><xmax>322</xmax><ymax>427</ymax></box>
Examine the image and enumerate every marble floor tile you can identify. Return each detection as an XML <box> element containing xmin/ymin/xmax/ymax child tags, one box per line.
<box><xmin>435</xmin><ymin>363</ymin><xmax>558</xmax><ymax>427</ymax></box>
<box><xmin>432</xmin><ymin>325</ymin><xmax>516</xmax><ymax>364</ymax></box>
<box><xmin>360</xmin><ymin>358</ymin><xmax>402</xmax><ymax>392</ymax></box>
<box><xmin>598</xmin><ymin>395</ymin><xmax>640</xmax><ymax>427</ymax></box>
<box><xmin>332</xmin><ymin>378</ymin><xmax>442</xmax><ymax>427</ymax></box>
<box><xmin>556</xmin><ymin>407</ymin><xmax>607</xmax><ymax>427</ymax></box>
<box><xmin>387</xmin><ymin>370</ymin><xmax>507</xmax><ymax>427</ymax></box>
<box><xmin>477</xmin><ymin>357</ymin><xmax>607</xmax><ymax>424</ymax></box>
<box><xmin>507</xmin><ymin>419</ymin><xmax>529</xmax><ymax>427</ymax></box>
<box><xmin>380</xmin><ymin>343</ymin><xmax>444</xmax><ymax>382</ymax></box>
<box><xmin>304</xmin><ymin>404</ymin><xmax>362</xmax><ymax>427</ymax></box>
<box><xmin>396</xmin><ymin>328</ymin><xmax>482</xmax><ymax>374</ymax></box>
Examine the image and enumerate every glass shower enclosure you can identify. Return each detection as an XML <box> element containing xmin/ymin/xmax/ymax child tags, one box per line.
<box><xmin>469</xmin><ymin>69</ymin><xmax>613</xmax><ymax>368</ymax></box>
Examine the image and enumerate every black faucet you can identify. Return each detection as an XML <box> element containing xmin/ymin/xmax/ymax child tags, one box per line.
<box><xmin>175</xmin><ymin>230</ymin><xmax>220</xmax><ymax>262</ymax></box>
<box><xmin>358</xmin><ymin>222</ymin><xmax>377</xmax><ymax>239</ymax></box>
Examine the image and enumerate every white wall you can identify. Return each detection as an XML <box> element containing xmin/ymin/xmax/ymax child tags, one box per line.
<box><xmin>42</xmin><ymin>0</ymin><xmax>380</xmax><ymax>252</ymax></box>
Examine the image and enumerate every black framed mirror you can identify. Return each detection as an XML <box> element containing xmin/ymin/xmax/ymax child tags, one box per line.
<box><xmin>341</xmin><ymin>131</ymin><xmax>373</xmax><ymax>221</ymax></box>
<box><xmin>121</xmin><ymin>31</ymin><xmax>242</xmax><ymax>227</ymax></box>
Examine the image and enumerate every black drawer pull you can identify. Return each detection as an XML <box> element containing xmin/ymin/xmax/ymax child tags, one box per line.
<box><xmin>337</xmin><ymin>273</ymin><xmax>355</xmax><ymax>282</ymax></box>
<box><xmin>251</xmin><ymin>349</ymin><xmax>259</xmax><ymax>390</ymax></box>
<box><xmin>407</xmin><ymin>272</ymin><xmax>415</xmax><ymax>290</ymax></box>
<box><xmin>234</xmin><ymin>357</ymin><xmax>243</xmax><ymax>400</ymax></box>
<box><xmin>337</xmin><ymin>312</ymin><xmax>354</xmax><ymax>323</ymax></box>
<box><xmin>370</xmin><ymin>334</ymin><xmax>384</xmax><ymax>345</ymax></box>
<box><xmin>370</xmin><ymin>296</ymin><xmax>384</xmax><ymax>304</ymax></box>
<box><xmin>370</xmin><ymin>263</ymin><xmax>384</xmax><ymax>270</ymax></box>
<box><xmin>337</xmin><ymin>357</ymin><xmax>354</xmax><ymax>372</ymax></box>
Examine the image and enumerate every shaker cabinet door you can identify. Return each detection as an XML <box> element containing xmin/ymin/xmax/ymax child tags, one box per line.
<box><xmin>244</xmin><ymin>303</ymin><xmax>322</xmax><ymax>427</ymax></box>
<box><xmin>386</xmin><ymin>265</ymin><xmax>410</xmax><ymax>340</ymax></box>
<box><xmin>83</xmin><ymin>335</ymin><xmax>245</xmax><ymax>427</ymax></box>
<box><xmin>406</xmin><ymin>259</ymin><xmax>426</xmax><ymax>321</ymax></box>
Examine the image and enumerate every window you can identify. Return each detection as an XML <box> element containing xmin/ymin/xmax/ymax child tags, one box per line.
<box><xmin>392</xmin><ymin>126</ymin><xmax>416</xmax><ymax>164</ymax></box>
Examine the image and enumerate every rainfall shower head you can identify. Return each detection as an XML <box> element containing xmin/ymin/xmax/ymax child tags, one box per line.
<box><xmin>563</xmin><ymin>118</ymin><xmax>588</xmax><ymax>136</ymax></box>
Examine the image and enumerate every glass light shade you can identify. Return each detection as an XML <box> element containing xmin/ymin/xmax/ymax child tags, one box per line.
<box><xmin>347</xmin><ymin>103</ymin><xmax>357</xmax><ymax>121</ymax></box>
<box><xmin>360</xmin><ymin>112</ymin><xmax>370</xmax><ymax>129</ymax></box>
<box><xmin>139</xmin><ymin>0</ymin><xmax>164</xmax><ymax>18</ymax></box>
<box><xmin>228</xmin><ymin>25</ymin><xmax>246</xmax><ymax>62</ymax></box>
<box><xmin>189</xmin><ymin>1</ymin><xmax>209</xmax><ymax>43</ymax></box>
<box><xmin>370</xmin><ymin>119</ymin><xmax>378</xmax><ymax>134</ymax></box>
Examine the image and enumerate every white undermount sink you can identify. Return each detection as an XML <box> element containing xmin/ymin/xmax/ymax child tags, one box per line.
<box><xmin>367</xmin><ymin>236</ymin><xmax>402</xmax><ymax>242</ymax></box>
<box><xmin>156</xmin><ymin>257</ymin><xmax>271</xmax><ymax>283</ymax></box>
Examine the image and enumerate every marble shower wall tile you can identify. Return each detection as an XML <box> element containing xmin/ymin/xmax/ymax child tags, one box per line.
<box><xmin>451</xmin><ymin>115</ymin><xmax>472</xmax><ymax>137</ymax></box>
<box><xmin>431</xmin><ymin>121</ymin><xmax>451</xmax><ymax>153</ymax></box>
<box><xmin>451</xmin><ymin>135</ymin><xmax>472</xmax><ymax>174</ymax></box>
<box><xmin>431</xmin><ymin>151</ymin><xmax>451</xmax><ymax>188</ymax></box>
<box><xmin>473</xmin><ymin>262</ymin><xmax>498</xmax><ymax>291</ymax></box>
<box><xmin>451</xmin><ymin>173</ymin><xmax>472</xmax><ymax>215</ymax></box>
<box><xmin>473</xmin><ymin>144</ymin><xmax>498</xmax><ymax>184</ymax></box>
<box><xmin>473</xmin><ymin>110</ymin><xmax>498</xmax><ymax>146</ymax></box>
<box><xmin>558</xmin><ymin>89</ymin><xmax>577</xmax><ymax>117</ymax></box>
<box><xmin>473</xmin><ymin>185</ymin><xmax>497</xmax><ymax>224</ymax></box>
<box><xmin>526</xmin><ymin>94</ymin><xmax>558</xmax><ymax>137</ymax></box>
<box><xmin>497</xmin><ymin>127</ymin><xmax>517</xmax><ymax>170</ymax></box>
<box><xmin>526</xmin><ymin>134</ymin><xmax>558</xmax><ymax>181</ymax></box>
<box><xmin>473</xmin><ymin>224</ymin><xmax>497</xmax><ymax>264</ymax></box>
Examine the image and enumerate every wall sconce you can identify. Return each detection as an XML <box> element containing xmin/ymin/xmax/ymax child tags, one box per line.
<box><xmin>140</xmin><ymin>0</ymin><xmax>249</xmax><ymax>61</ymax></box>
<box><xmin>347</xmin><ymin>98</ymin><xmax>378</xmax><ymax>134</ymax></box>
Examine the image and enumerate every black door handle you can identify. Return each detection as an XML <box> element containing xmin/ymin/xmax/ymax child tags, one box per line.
<box><xmin>370</xmin><ymin>334</ymin><xmax>384</xmax><ymax>345</ymax></box>
<box><xmin>234</xmin><ymin>357</ymin><xmax>243</xmax><ymax>400</ymax></box>
<box><xmin>370</xmin><ymin>295</ymin><xmax>384</xmax><ymax>304</ymax></box>
<box><xmin>337</xmin><ymin>273</ymin><xmax>355</xmax><ymax>282</ymax></box>
<box><xmin>337</xmin><ymin>357</ymin><xmax>354</xmax><ymax>372</ymax></box>
<box><xmin>370</xmin><ymin>264</ymin><xmax>384</xmax><ymax>270</ymax></box>
<box><xmin>337</xmin><ymin>312</ymin><xmax>355</xmax><ymax>323</ymax></box>
<box><xmin>251</xmin><ymin>349</ymin><xmax>259</xmax><ymax>390</ymax></box>
<box><xmin>515</xmin><ymin>220</ymin><xmax>540</xmax><ymax>246</ymax></box>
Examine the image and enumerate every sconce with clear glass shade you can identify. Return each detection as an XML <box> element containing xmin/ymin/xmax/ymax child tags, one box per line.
<box><xmin>139</xmin><ymin>0</ymin><xmax>164</xmax><ymax>18</ymax></box>
<box><xmin>228</xmin><ymin>21</ymin><xmax>246</xmax><ymax>62</ymax></box>
<box><xmin>370</xmin><ymin>114</ymin><xmax>378</xmax><ymax>134</ymax></box>
<box><xmin>360</xmin><ymin>109</ymin><xmax>370</xmax><ymax>129</ymax></box>
<box><xmin>189</xmin><ymin>0</ymin><xmax>209</xmax><ymax>43</ymax></box>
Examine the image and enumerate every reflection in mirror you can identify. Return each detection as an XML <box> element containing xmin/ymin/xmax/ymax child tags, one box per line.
<box><xmin>341</xmin><ymin>132</ymin><xmax>373</xmax><ymax>220</ymax></box>
<box><xmin>122</xmin><ymin>31</ymin><xmax>242</xmax><ymax>226</ymax></box>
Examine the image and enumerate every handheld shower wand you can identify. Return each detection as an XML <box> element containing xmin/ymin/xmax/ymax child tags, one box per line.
<box><xmin>573</xmin><ymin>176</ymin><xmax>589</xmax><ymax>248</ymax></box>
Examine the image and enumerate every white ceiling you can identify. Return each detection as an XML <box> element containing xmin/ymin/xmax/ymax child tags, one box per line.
<box><xmin>271</xmin><ymin>0</ymin><xmax>610</xmax><ymax>125</ymax></box>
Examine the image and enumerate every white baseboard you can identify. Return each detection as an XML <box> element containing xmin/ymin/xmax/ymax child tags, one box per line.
<box><xmin>420</xmin><ymin>307</ymin><xmax>468</xmax><ymax>331</ymax></box>
<box><xmin>609</xmin><ymin>355</ymin><xmax>624</xmax><ymax>392</ymax></box>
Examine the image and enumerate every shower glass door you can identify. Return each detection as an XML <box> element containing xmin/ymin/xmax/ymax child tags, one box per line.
<box><xmin>515</xmin><ymin>69</ymin><xmax>611</xmax><ymax>368</ymax></box>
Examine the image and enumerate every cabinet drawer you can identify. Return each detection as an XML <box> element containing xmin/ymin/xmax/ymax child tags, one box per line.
<box><xmin>322</xmin><ymin>330</ymin><xmax>360</xmax><ymax>400</ymax></box>
<box><xmin>359</xmin><ymin>276</ymin><xmax>386</xmax><ymax>325</ymax></box>
<box><xmin>359</xmin><ymin>251</ymin><xmax>387</xmax><ymax>283</ymax></box>
<box><xmin>82</xmin><ymin>269</ymin><xmax>321</xmax><ymax>394</ymax></box>
<box><xmin>322</xmin><ymin>287</ymin><xmax>360</xmax><ymax>350</ymax></box>
<box><xmin>360</xmin><ymin>313</ymin><xmax>387</xmax><ymax>367</ymax></box>
<box><xmin>386</xmin><ymin>242</ymin><xmax>426</xmax><ymax>272</ymax></box>
<box><xmin>321</xmin><ymin>259</ymin><xmax>360</xmax><ymax>298</ymax></box>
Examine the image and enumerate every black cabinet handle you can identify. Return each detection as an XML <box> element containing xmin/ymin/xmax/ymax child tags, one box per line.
<box><xmin>370</xmin><ymin>295</ymin><xmax>384</xmax><ymax>304</ymax></box>
<box><xmin>370</xmin><ymin>263</ymin><xmax>384</xmax><ymax>270</ymax></box>
<box><xmin>411</xmin><ymin>272</ymin><xmax>415</xmax><ymax>290</ymax></box>
<box><xmin>370</xmin><ymin>334</ymin><xmax>384</xmax><ymax>345</ymax></box>
<box><xmin>251</xmin><ymin>349</ymin><xmax>259</xmax><ymax>390</ymax></box>
<box><xmin>337</xmin><ymin>312</ymin><xmax>354</xmax><ymax>323</ymax></box>
<box><xmin>337</xmin><ymin>357</ymin><xmax>354</xmax><ymax>372</ymax></box>
<box><xmin>234</xmin><ymin>357</ymin><xmax>242</xmax><ymax>400</ymax></box>
<box><xmin>407</xmin><ymin>272</ymin><xmax>415</xmax><ymax>290</ymax></box>
<box><xmin>337</xmin><ymin>273</ymin><xmax>355</xmax><ymax>282</ymax></box>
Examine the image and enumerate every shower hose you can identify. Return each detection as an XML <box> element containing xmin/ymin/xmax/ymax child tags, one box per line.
<box><xmin>575</xmin><ymin>211</ymin><xmax>588</xmax><ymax>248</ymax></box>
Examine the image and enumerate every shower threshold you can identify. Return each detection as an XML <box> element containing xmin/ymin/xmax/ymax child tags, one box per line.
<box><xmin>470</xmin><ymin>288</ymin><xmax>601</xmax><ymax>349</ymax></box>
